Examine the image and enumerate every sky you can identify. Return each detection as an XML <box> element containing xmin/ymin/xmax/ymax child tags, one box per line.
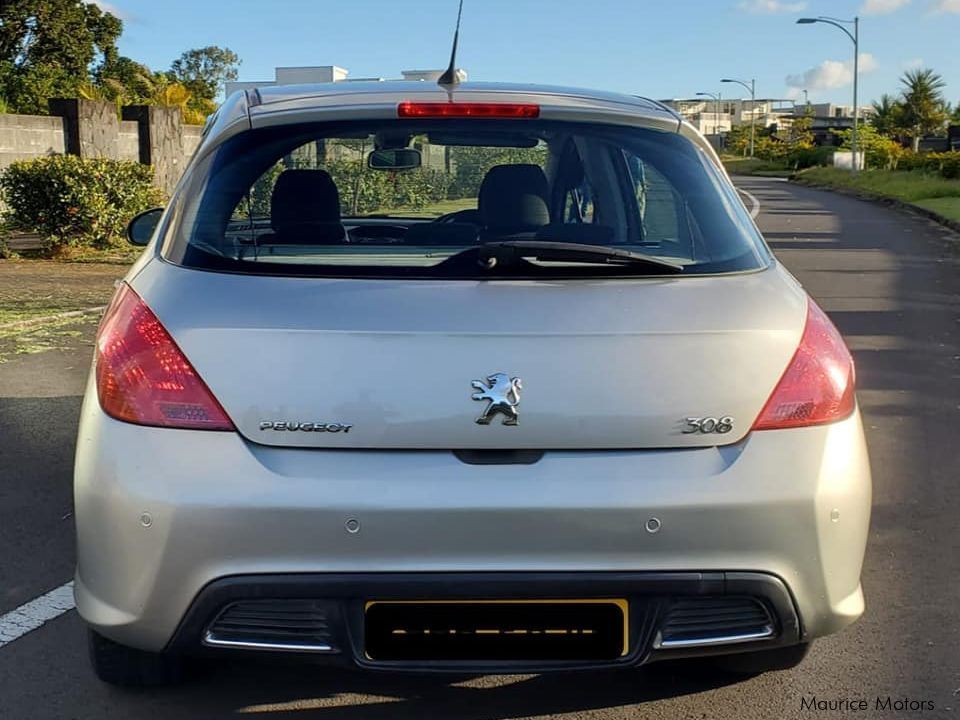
<box><xmin>98</xmin><ymin>0</ymin><xmax>958</xmax><ymax>107</ymax></box>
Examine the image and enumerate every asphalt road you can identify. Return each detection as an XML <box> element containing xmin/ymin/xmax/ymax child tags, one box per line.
<box><xmin>1</xmin><ymin>178</ymin><xmax>958</xmax><ymax>719</ymax></box>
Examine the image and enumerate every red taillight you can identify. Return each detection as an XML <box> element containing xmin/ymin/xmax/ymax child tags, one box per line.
<box><xmin>397</xmin><ymin>101</ymin><xmax>540</xmax><ymax>119</ymax></box>
<box><xmin>752</xmin><ymin>300</ymin><xmax>855</xmax><ymax>431</ymax></box>
<box><xmin>95</xmin><ymin>284</ymin><xmax>234</xmax><ymax>431</ymax></box>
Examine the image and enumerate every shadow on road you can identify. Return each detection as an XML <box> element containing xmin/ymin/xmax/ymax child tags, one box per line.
<box><xmin>122</xmin><ymin>657</ymin><xmax>745</xmax><ymax>719</ymax></box>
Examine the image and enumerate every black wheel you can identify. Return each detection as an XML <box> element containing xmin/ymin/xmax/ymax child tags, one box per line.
<box><xmin>87</xmin><ymin>628</ymin><xmax>185</xmax><ymax>687</ymax></box>
<box><xmin>710</xmin><ymin>642</ymin><xmax>811</xmax><ymax>675</ymax></box>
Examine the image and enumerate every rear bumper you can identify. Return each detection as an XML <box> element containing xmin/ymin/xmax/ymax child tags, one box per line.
<box><xmin>74</xmin><ymin>383</ymin><xmax>871</xmax><ymax>655</ymax></box>
<box><xmin>165</xmin><ymin>571</ymin><xmax>800</xmax><ymax>672</ymax></box>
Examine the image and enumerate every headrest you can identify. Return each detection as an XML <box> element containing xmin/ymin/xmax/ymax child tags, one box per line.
<box><xmin>270</xmin><ymin>169</ymin><xmax>343</xmax><ymax>242</ymax></box>
<box><xmin>478</xmin><ymin>164</ymin><xmax>551</xmax><ymax>232</ymax></box>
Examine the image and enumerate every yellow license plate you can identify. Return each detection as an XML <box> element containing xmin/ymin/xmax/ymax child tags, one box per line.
<box><xmin>364</xmin><ymin>599</ymin><xmax>629</xmax><ymax>661</ymax></box>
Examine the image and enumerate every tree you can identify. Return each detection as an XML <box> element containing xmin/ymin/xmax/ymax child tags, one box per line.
<box><xmin>833</xmin><ymin>125</ymin><xmax>902</xmax><ymax>169</ymax></box>
<box><xmin>775</xmin><ymin>109</ymin><xmax>815</xmax><ymax>169</ymax></box>
<box><xmin>168</xmin><ymin>46</ymin><xmax>239</xmax><ymax>104</ymax></box>
<box><xmin>147</xmin><ymin>79</ymin><xmax>212</xmax><ymax>125</ymax></box>
<box><xmin>870</xmin><ymin>94</ymin><xmax>904</xmax><ymax>138</ymax></box>
<box><xmin>0</xmin><ymin>0</ymin><xmax>121</xmax><ymax>113</ymax></box>
<box><xmin>786</xmin><ymin>109</ymin><xmax>814</xmax><ymax>149</ymax></box>
<box><xmin>897</xmin><ymin>68</ymin><xmax>948</xmax><ymax>151</ymax></box>
<box><xmin>724</xmin><ymin>124</ymin><xmax>752</xmax><ymax>156</ymax></box>
<box><xmin>96</xmin><ymin>55</ymin><xmax>163</xmax><ymax>104</ymax></box>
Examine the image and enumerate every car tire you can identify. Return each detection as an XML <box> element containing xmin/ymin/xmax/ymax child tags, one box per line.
<box><xmin>87</xmin><ymin>629</ymin><xmax>185</xmax><ymax>687</ymax></box>
<box><xmin>710</xmin><ymin>642</ymin><xmax>811</xmax><ymax>675</ymax></box>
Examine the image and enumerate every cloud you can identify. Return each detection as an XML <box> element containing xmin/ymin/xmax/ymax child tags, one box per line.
<box><xmin>902</xmin><ymin>57</ymin><xmax>924</xmax><ymax>69</ymax></box>
<box><xmin>737</xmin><ymin>0</ymin><xmax>807</xmax><ymax>13</ymax></box>
<box><xmin>785</xmin><ymin>54</ymin><xmax>878</xmax><ymax>95</ymax></box>
<box><xmin>931</xmin><ymin>0</ymin><xmax>960</xmax><ymax>12</ymax></box>
<box><xmin>861</xmin><ymin>0</ymin><xmax>910</xmax><ymax>14</ymax></box>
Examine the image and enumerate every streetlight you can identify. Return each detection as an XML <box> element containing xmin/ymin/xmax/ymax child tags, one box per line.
<box><xmin>721</xmin><ymin>78</ymin><xmax>756</xmax><ymax>157</ymax></box>
<box><xmin>797</xmin><ymin>16</ymin><xmax>860</xmax><ymax>173</ymax></box>
<box><xmin>696</xmin><ymin>91</ymin><xmax>721</xmax><ymax>138</ymax></box>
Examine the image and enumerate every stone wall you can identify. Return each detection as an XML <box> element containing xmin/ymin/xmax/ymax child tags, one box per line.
<box><xmin>118</xmin><ymin>120</ymin><xmax>140</xmax><ymax>162</ymax></box>
<box><xmin>0</xmin><ymin>113</ymin><xmax>66</xmax><ymax>170</ymax></box>
<box><xmin>0</xmin><ymin>99</ymin><xmax>205</xmax><ymax>197</ymax></box>
<box><xmin>183</xmin><ymin>125</ymin><xmax>203</xmax><ymax>160</ymax></box>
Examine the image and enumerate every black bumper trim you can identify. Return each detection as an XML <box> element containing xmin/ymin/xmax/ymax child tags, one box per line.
<box><xmin>165</xmin><ymin>571</ymin><xmax>802</xmax><ymax>672</ymax></box>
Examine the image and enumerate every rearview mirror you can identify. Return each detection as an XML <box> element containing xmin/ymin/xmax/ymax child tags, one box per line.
<box><xmin>127</xmin><ymin>207</ymin><xmax>164</xmax><ymax>246</ymax></box>
<box><xmin>367</xmin><ymin>148</ymin><xmax>422</xmax><ymax>171</ymax></box>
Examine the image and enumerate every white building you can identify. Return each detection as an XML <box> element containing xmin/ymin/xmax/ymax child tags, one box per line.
<box><xmin>803</xmin><ymin>103</ymin><xmax>875</xmax><ymax>121</ymax></box>
<box><xmin>225</xmin><ymin>66</ymin><xmax>467</xmax><ymax>97</ymax></box>
<box><xmin>226</xmin><ymin>66</ymin><xmax>349</xmax><ymax>96</ymax></box>
<box><xmin>659</xmin><ymin>98</ymin><xmax>797</xmax><ymax>136</ymax></box>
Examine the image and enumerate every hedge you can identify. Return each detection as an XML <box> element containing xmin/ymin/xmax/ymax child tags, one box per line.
<box><xmin>236</xmin><ymin>143</ymin><xmax>547</xmax><ymax>219</ymax></box>
<box><xmin>894</xmin><ymin>151</ymin><xmax>960</xmax><ymax>179</ymax></box>
<box><xmin>0</xmin><ymin>155</ymin><xmax>164</xmax><ymax>254</ymax></box>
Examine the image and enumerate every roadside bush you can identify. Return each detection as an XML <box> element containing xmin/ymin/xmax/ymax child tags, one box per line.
<box><xmin>789</xmin><ymin>145</ymin><xmax>834</xmax><ymax>170</ymax></box>
<box><xmin>235</xmin><ymin>162</ymin><xmax>284</xmax><ymax>219</ymax></box>
<box><xmin>927</xmin><ymin>151</ymin><xmax>960</xmax><ymax>179</ymax></box>
<box><xmin>893</xmin><ymin>150</ymin><xmax>960</xmax><ymax>178</ymax></box>
<box><xmin>236</xmin><ymin>160</ymin><xmax>455</xmax><ymax>219</ymax></box>
<box><xmin>0</xmin><ymin>156</ymin><xmax>164</xmax><ymax>254</ymax></box>
<box><xmin>941</xmin><ymin>156</ymin><xmax>960</xmax><ymax>179</ymax></box>
<box><xmin>448</xmin><ymin>145</ymin><xmax>548</xmax><ymax>199</ymax></box>
<box><xmin>894</xmin><ymin>152</ymin><xmax>924</xmax><ymax>172</ymax></box>
<box><xmin>833</xmin><ymin>126</ymin><xmax>904</xmax><ymax>170</ymax></box>
<box><xmin>753</xmin><ymin>136</ymin><xmax>787</xmax><ymax>164</ymax></box>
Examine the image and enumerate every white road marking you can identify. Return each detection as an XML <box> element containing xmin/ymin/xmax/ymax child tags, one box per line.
<box><xmin>0</xmin><ymin>582</ymin><xmax>75</xmax><ymax>649</ymax></box>
<box><xmin>738</xmin><ymin>187</ymin><xmax>761</xmax><ymax>219</ymax></box>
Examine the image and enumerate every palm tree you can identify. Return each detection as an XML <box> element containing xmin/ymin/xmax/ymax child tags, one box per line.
<box><xmin>898</xmin><ymin>68</ymin><xmax>948</xmax><ymax>151</ymax></box>
<box><xmin>870</xmin><ymin>94</ymin><xmax>903</xmax><ymax>138</ymax></box>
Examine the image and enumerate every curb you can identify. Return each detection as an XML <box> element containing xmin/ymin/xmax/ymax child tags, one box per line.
<box><xmin>0</xmin><ymin>306</ymin><xmax>106</xmax><ymax>333</ymax></box>
<box><xmin>789</xmin><ymin>180</ymin><xmax>960</xmax><ymax>235</ymax></box>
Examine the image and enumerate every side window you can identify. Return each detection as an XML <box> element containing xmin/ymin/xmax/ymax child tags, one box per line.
<box><xmin>563</xmin><ymin>179</ymin><xmax>595</xmax><ymax>223</ymax></box>
<box><xmin>554</xmin><ymin>141</ymin><xmax>596</xmax><ymax>224</ymax></box>
<box><xmin>623</xmin><ymin>151</ymin><xmax>681</xmax><ymax>245</ymax></box>
<box><xmin>624</xmin><ymin>152</ymin><xmax>694</xmax><ymax>258</ymax></box>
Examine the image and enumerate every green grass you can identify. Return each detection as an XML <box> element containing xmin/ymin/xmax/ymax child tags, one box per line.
<box><xmin>720</xmin><ymin>156</ymin><xmax>792</xmax><ymax>177</ymax></box>
<box><xmin>912</xmin><ymin>197</ymin><xmax>960</xmax><ymax>222</ymax></box>
<box><xmin>793</xmin><ymin>167</ymin><xmax>960</xmax><ymax>226</ymax></box>
<box><xmin>378</xmin><ymin>197</ymin><xmax>477</xmax><ymax>219</ymax></box>
<box><xmin>794</xmin><ymin>167</ymin><xmax>960</xmax><ymax>202</ymax></box>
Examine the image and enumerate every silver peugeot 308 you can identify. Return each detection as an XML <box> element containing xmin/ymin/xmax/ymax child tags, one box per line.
<box><xmin>74</xmin><ymin>81</ymin><xmax>871</xmax><ymax>686</ymax></box>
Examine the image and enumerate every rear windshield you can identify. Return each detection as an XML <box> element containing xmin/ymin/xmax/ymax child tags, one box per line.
<box><xmin>162</xmin><ymin>120</ymin><xmax>769</xmax><ymax>278</ymax></box>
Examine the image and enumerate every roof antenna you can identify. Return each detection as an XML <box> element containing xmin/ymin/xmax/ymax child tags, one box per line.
<box><xmin>437</xmin><ymin>0</ymin><xmax>464</xmax><ymax>88</ymax></box>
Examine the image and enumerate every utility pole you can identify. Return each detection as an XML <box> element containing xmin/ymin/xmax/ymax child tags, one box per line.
<box><xmin>722</xmin><ymin>78</ymin><xmax>756</xmax><ymax>157</ymax></box>
<box><xmin>797</xmin><ymin>16</ymin><xmax>860</xmax><ymax>173</ymax></box>
<box><xmin>696</xmin><ymin>91</ymin><xmax>722</xmax><ymax>140</ymax></box>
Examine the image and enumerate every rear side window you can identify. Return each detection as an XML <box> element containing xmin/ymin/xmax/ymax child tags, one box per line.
<box><xmin>163</xmin><ymin>119</ymin><xmax>768</xmax><ymax>278</ymax></box>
